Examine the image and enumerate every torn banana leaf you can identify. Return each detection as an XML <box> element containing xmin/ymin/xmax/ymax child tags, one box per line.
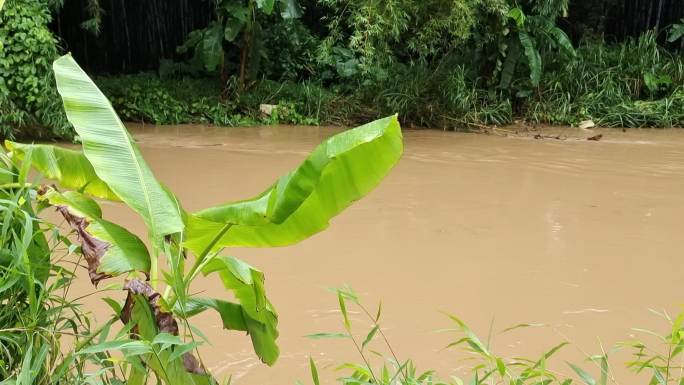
<box><xmin>4</xmin><ymin>141</ymin><xmax>119</xmax><ymax>200</ymax></box>
<box><xmin>41</xmin><ymin>188</ymin><xmax>150</xmax><ymax>285</ymax></box>
<box><xmin>200</xmin><ymin>256</ymin><xmax>279</xmax><ymax>365</ymax></box>
<box><xmin>183</xmin><ymin>115</ymin><xmax>402</xmax><ymax>253</ymax></box>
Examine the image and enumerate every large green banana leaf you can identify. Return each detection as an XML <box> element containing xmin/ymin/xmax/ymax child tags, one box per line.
<box><xmin>5</xmin><ymin>141</ymin><xmax>119</xmax><ymax>200</ymax></box>
<box><xmin>53</xmin><ymin>54</ymin><xmax>183</xmax><ymax>238</ymax></box>
<box><xmin>200</xmin><ymin>256</ymin><xmax>279</xmax><ymax>365</ymax></box>
<box><xmin>183</xmin><ymin>115</ymin><xmax>402</xmax><ymax>253</ymax></box>
<box><xmin>0</xmin><ymin>147</ymin><xmax>14</xmax><ymax>185</ymax></box>
<box><xmin>41</xmin><ymin>188</ymin><xmax>150</xmax><ymax>285</ymax></box>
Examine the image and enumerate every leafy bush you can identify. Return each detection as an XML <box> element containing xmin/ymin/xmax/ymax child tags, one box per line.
<box><xmin>317</xmin><ymin>0</ymin><xmax>478</xmax><ymax>82</ymax></box>
<box><xmin>97</xmin><ymin>74</ymin><xmax>244</xmax><ymax>126</ymax></box>
<box><xmin>261</xmin><ymin>18</ymin><xmax>320</xmax><ymax>81</ymax></box>
<box><xmin>0</xmin><ymin>0</ymin><xmax>70</xmax><ymax>139</ymax></box>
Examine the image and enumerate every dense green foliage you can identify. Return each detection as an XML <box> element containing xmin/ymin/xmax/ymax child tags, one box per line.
<box><xmin>2</xmin><ymin>0</ymin><xmax>684</xmax><ymax>136</ymax></box>
<box><xmin>96</xmin><ymin>32</ymin><xmax>684</xmax><ymax>129</ymax></box>
<box><xmin>0</xmin><ymin>0</ymin><xmax>69</xmax><ymax>139</ymax></box>
<box><xmin>1</xmin><ymin>53</ymin><xmax>402</xmax><ymax>383</ymax></box>
<box><xmin>89</xmin><ymin>0</ymin><xmax>684</xmax><ymax>130</ymax></box>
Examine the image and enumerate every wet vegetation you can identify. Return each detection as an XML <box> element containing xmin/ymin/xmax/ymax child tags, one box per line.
<box><xmin>308</xmin><ymin>288</ymin><xmax>684</xmax><ymax>385</ymax></box>
<box><xmin>1</xmin><ymin>1</ymin><xmax>684</xmax><ymax>384</ymax></box>
<box><xmin>1</xmin><ymin>0</ymin><xmax>684</xmax><ymax>138</ymax></box>
<box><xmin>1</xmin><ymin>51</ymin><xmax>402</xmax><ymax>383</ymax></box>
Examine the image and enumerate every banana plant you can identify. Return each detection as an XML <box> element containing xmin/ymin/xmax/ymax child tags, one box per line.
<box><xmin>177</xmin><ymin>0</ymin><xmax>303</xmax><ymax>88</ymax></box>
<box><xmin>3</xmin><ymin>54</ymin><xmax>402</xmax><ymax>384</ymax></box>
<box><xmin>497</xmin><ymin>3</ymin><xmax>576</xmax><ymax>91</ymax></box>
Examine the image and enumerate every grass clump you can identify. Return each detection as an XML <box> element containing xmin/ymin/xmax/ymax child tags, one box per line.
<box><xmin>308</xmin><ymin>288</ymin><xmax>684</xmax><ymax>385</ymax></box>
<box><xmin>0</xmin><ymin>150</ymin><xmax>112</xmax><ymax>384</ymax></box>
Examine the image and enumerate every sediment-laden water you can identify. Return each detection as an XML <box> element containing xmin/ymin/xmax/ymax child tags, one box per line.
<box><xmin>76</xmin><ymin>124</ymin><xmax>684</xmax><ymax>384</ymax></box>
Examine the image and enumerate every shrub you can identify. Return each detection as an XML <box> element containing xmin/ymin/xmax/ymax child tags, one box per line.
<box><xmin>0</xmin><ymin>0</ymin><xmax>71</xmax><ymax>139</ymax></box>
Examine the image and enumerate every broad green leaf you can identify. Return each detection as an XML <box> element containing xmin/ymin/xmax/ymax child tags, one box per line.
<box><xmin>519</xmin><ymin>31</ymin><xmax>542</xmax><ymax>86</ymax></box>
<box><xmin>175</xmin><ymin>297</ymin><xmax>248</xmax><ymax>331</ymax></box>
<box><xmin>499</xmin><ymin>35</ymin><xmax>520</xmax><ymax>89</ymax></box>
<box><xmin>507</xmin><ymin>7</ymin><xmax>526</xmax><ymax>27</ymax></box>
<box><xmin>279</xmin><ymin>0</ymin><xmax>303</xmax><ymax>18</ymax></box>
<box><xmin>4</xmin><ymin>141</ymin><xmax>118</xmax><ymax>200</ymax></box>
<box><xmin>256</xmin><ymin>0</ymin><xmax>275</xmax><ymax>14</ymax></box>
<box><xmin>201</xmin><ymin>256</ymin><xmax>279</xmax><ymax>365</ymax></box>
<box><xmin>224</xmin><ymin>3</ymin><xmax>249</xmax><ymax>21</ymax></box>
<box><xmin>202</xmin><ymin>22</ymin><xmax>225</xmax><ymax>71</ymax></box>
<box><xmin>549</xmin><ymin>26</ymin><xmax>576</xmax><ymax>57</ymax></box>
<box><xmin>53</xmin><ymin>54</ymin><xmax>184</xmax><ymax>239</ymax></box>
<box><xmin>225</xmin><ymin>16</ymin><xmax>245</xmax><ymax>42</ymax></box>
<box><xmin>667</xmin><ymin>22</ymin><xmax>684</xmax><ymax>43</ymax></box>
<box><xmin>0</xmin><ymin>0</ymin><xmax>4</xmax><ymax>11</ymax></box>
<box><xmin>41</xmin><ymin>188</ymin><xmax>150</xmax><ymax>284</ymax></box>
<box><xmin>184</xmin><ymin>115</ymin><xmax>402</xmax><ymax>253</ymax></box>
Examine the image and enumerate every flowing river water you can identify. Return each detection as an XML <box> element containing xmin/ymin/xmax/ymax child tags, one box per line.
<box><xmin>77</xmin><ymin>124</ymin><xmax>684</xmax><ymax>384</ymax></box>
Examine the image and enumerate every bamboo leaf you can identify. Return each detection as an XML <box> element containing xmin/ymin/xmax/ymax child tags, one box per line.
<box><xmin>599</xmin><ymin>355</ymin><xmax>608</xmax><ymax>385</ymax></box>
<box><xmin>338</xmin><ymin>290</ymin><xmax>351</xmax><ymax>332</ymax></box>
<box><xmin>496</xmin><ymin>358</ymin><xmax>506</xmax><ymax>377</ymax></box>
<box><xmin>362</xmin><ymin>325</ymin><xmax>380</xmax><ymax>349</ymax></box>
<box><xmin>305</xmin><ymin>333</ymin><xmax>350</xmax><ymax>339</ymax></box>
<box><xmin>53</xmin><ymin>54</ymin><xmax>184</xmax><ymax>240</ymax></box>
<box><xmin>78</xmin><ymin>340</ymin><xmax>151</xmax><ymax>356</ymax></box>
<box><xmin>310</xmin><ymin>357</ymin><xmax>321</xmax><ymax>385</ymax></box>
<box><xmin>184</xmin><ymin>115</ymin><xmax>402</xmax><ymax>253</ymax></box>
<box><xmin>567</xmin><ymin>363</ymin><xmax>596</xmax><ymax>385</ymax></box>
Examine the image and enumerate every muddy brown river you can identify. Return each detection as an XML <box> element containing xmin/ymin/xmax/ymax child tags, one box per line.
<box><xmin>78</xmin><ymin>124</ymin><xmax>684</xmax><ymax>384</ymax></box>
